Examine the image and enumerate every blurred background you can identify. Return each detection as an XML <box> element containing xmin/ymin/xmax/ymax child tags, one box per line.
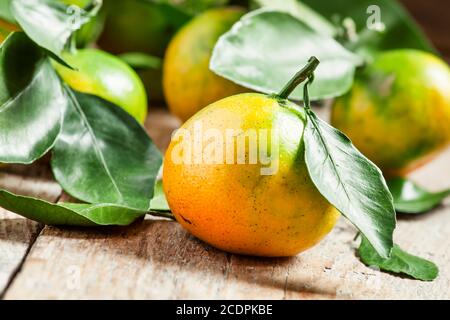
<box><xmin>402</xmin><ymin>0</ymin><xmax>450</xmax><ymax>61</ymax></box>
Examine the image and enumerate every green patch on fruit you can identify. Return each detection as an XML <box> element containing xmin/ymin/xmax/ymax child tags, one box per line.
<box><xmin>331</xmin><ymin>50</ymin><xmax>450</xmax><ymax>175</ymax></box>
<box><xmin>54</xmin><ymin>48</ymin><xmax>148</xmax><ymax>123</ymax></box>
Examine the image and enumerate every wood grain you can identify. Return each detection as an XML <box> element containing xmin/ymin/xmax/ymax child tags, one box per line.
<box><xmin>3</xmin><ymin>197</ymin><xmax>450</xmax><ymax>299</ymax></box>
<box><xmin>3</xmin><ymin>108</ymin><xmax>449</xmax><ymax>300</ymax></box>
<box><xmin>0</xmin><ymin>171</ymin><xmax>62</xmax><ymax>297</ymax></box>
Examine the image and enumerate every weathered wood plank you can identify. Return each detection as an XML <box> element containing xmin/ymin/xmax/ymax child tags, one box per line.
<box><xmin>4</xmin><ymin>109</ymin><xmax>449</xmax><ymax>299</ymax></box>
<box><xmin>4</xmin><ymin>199</ymin><xmax>449</xmax><ymax>299</ymax></box>
<box><xmin>0</xmin><ymin>171</ymin><xmax>62</xmax><ymax>296</ymax></box>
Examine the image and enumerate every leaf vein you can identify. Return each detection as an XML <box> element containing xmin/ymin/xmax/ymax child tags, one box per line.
<box><xmin>307</xmin><ymin>111</ymin><xmax>352</xmax><ymax>203</ymax></box>
<box><xmin>65</xmin><ymin>87</ymin><xmax>124</xmax><ymax>203</ymax></box>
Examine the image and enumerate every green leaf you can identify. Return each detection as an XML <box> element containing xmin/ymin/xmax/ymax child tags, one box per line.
<box><xmin>60</xmin><ymin>202</ymin><xmax>144</xmax><ymax>225</ymax></box>
<box><xmin>118</xmin><ymin>52</ymin><xmax>162</xmax><ymax>71</ymax></box>
<box><xmin>149</xmin><ymin>179</ymin><xmax>170</xmax><ymax>212</ymax></box>
<box><xmin>51</xmin><ymin>88</ymin><xmax>162</xmax><ymax>211</ymax></box>
<box><xmin>0</xmin><ymin>32</ymin><xmax>63</xmax><ymax>164</ymax></box>
<box><xmin>252</xmin><ymin>0</ymin><xmax>335</xmax><ymax>36</ymax></box>
<box><xmin>0</xmin><ymin>189</ymin><xmax>144</xmax><ymax>226</ymax></box>
<box><xmin>10</xmin><ymin>0</ymin><xmax>101</xmax><ymax>58</ymax></box>
<box><xmin>301</xmin><ymin>0</ymin><xmax>435</xmax><ymax>59</ymax></box>
<box><xmin>0</xmin><ymin>26</ymin><xmax>9</xmax><ymax>38</ymax></box>
<box><xmin>388</xmin><ymin>177</ymin><xmax>450</xmax><ymax>214</ymax></box>
<box><xmin>358</xmin><ymin>236</ymin><xmax>438</xmax><ymax>281</ymax></box>
<box><xmin>145</xmin><ymin>0</ymin><xmax>229</xmax><ymax>16</ymax></box>
<box><xmin>210</xmin><ymin>10</ymin><xmax>362</xmax><ymax>101</ymax></box>
<box><xmin>303</xmin><ymin>109</ymin><xmax>396</xmax><ymax>258</ymax></box>
<box><xmin>0</xmin><ymin>0</ymin><xmax>15</xmax><ymax>22</ymax></box>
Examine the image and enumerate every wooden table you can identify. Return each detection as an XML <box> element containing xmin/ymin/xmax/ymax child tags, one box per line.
<box><xmin>0</xmin><ymin>107</ymin><xmax>449</xmax><ymax>300</ymax></box>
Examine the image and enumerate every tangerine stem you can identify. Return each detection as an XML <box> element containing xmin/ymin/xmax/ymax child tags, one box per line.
<box><xmin>277</xmin><ymin>56</ymin><xmax>320</xmax><ymax>100</ymax></box>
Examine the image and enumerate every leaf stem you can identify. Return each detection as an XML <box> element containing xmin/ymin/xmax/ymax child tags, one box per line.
<box><xmin>277</xmin><ymin>56</ymin><xmax>320</xmax><ymax>100</ymax></box>
<box><xmin>303</xmin><ymin>74</ymin><xmax>314</xmax><ymax>110</ymax></box>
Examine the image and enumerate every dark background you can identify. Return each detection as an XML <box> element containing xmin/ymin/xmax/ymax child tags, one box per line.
<box><xmin>403</xmin><ymin>0</ymin><xmax>450</xmax><ymax>61</ymax></box>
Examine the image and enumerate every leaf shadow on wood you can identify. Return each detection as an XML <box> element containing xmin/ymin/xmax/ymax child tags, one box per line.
<box><xmin>37</xmin><ymin>219</ymin><xmax>339</xmax><ymax>298</ymax></box>
<box><xmin>396</xmin><ymin>203</ymin><xmax>450</xmax><ymax>222</ymax></box>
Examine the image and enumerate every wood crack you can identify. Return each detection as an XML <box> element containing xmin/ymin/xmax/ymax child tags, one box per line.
<box><xmin>0</xmin><ymin>223</ymin><xmax>44</xmax><ymax>299</ymax></box>
<box><xmin>0</xmin><ymin>187</ymin><xmax>63</xmax><ymax>299</ymax></box>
